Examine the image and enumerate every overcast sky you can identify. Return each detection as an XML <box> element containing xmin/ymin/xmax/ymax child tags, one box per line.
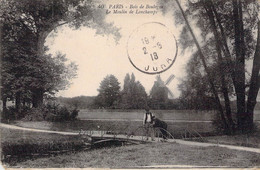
<box><xmin>46</xmin><ymin>0</ymin><xmax>192</xmax><ymax>98</ymax></box>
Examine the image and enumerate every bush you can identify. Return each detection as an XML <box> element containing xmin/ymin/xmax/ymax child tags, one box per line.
<box><xmin>21</xmin><ymin>104</ymin><xmax>79</xmax><ymax>122</ymax></box>
<box><xmin>22</xmin><ymin>107</ymin><xmax>47</xmax><ymax>121</ymax></box>
<box><xmin>70</xmin><ymin>108</ymin><xmax>79</xmax><ymax>120</ymax></box>
<box><xmin>1</xmin><ymin>106</ymin><xmax>16</xmax><ymax>121</ymax></box>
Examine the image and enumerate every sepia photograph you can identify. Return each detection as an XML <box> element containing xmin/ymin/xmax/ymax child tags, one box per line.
<box><xmin>0</xmin><ymin>0</ymin><xmax>260</xmax><ymax>169</ymax></box>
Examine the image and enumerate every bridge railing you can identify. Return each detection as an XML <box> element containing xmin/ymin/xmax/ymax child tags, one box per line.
<box><xmin>78</xmin><ymin>123</ymin><xmax>206</xmax><ymax>143</ymax></box>
<box><xmin>182</xmin><ymin>128</ymin><xmax>205</xmax><ymax>142</ymax></box>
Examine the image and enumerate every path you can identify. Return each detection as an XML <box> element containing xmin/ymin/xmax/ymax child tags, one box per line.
<box><xmin>1</xmin><ymin>123</ymin><xmax>260</xmax><ymax>154</ymax></box>
<box><xmin>80</xmin><ymin>118</ymin><xmax>213</xmax><ymax>123</ymax></box>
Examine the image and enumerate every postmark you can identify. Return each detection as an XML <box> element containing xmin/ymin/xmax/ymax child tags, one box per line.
<box><xmin>127</xmin><ymin>22</ymin><xmax>178</xmax><ymax>74</ymax></box>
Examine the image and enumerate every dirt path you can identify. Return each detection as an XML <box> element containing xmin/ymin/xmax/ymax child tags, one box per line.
<box><xmin>171</xmin><ymin>139</ymin><xmax>260</xmax><ymax>153</ymax></box>
<box><xmin>0</xmin><ymin>123</ymin><xmax>78</xmax><ymax>135</ymax></box>
<box><xmin>1</xmin><ymin>123</ymin><xmax>260</xmax><ymax>154</ymax></box>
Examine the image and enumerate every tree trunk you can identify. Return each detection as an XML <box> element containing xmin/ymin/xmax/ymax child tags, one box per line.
<box><xmin>0</xmin><ymin>22</ymin><xmax>4</xmax><ymax>112</ymax></box>
<box><xmin>211</xmin><ymin>1</ymin><xmax>237</xmax><ymax>86</ymax></box>
<box><xmin>15</xmin><ymin>91</ymin><xmax>21</xmax><ymax>109</ymax></box>
<box><xmin>2</xmin><ymin>96</ymin><xmax>7</xmax><ymax>111</ymax></box>
<box><xmin>32</xmin><ymin>89</ymin><xmax>44</xmax><ymax>108</ymax></box>
<box><xmin>246</xmin><ymin>21</ymin><xmax>260</xmax><ymax>131</ymax></box>
<box><xmin>233</xmin><ymin>0</ymin><xmax>246</xmax><ymax>131</ymax></box>
<box><xmin>2</xmin><ymin>97</ymin><xmax>7</xmax><ymax>120</ymax></box>
<box><xmin>175</xmin><ymin>0</ymin><xmax>229</xmax><ymax>130</ymax></box>
<box><xmin>203</xmin><ymin>1</ymin><xmax>234</xmax><ymax>133</ymax></box>
<box><xmin>31</xmin><ymin>31</ymin><xmax>49</xmax><ymax>108</ymax></box>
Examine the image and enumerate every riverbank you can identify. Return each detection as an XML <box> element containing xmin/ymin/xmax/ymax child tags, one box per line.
<box><xmin>1</xmin><ymin>123</ymin><xmax>260</xmax><ymax>168</ymax></box>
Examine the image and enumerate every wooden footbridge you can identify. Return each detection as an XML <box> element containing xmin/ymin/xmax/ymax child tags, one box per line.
<box><xmin>77</xmin><ymin>122</ymin><xmax>206</xmax><ymax>147</ymax></box>
<box><xmin>78</xmin><ymin>126</ymin><xmax>176</xmax><ymax>147</ymax></box>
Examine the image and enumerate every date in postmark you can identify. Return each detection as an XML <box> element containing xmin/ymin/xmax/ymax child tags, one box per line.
<box><xmin>127</xmin><ymin>22</ymin><xmax>178</xmax><ymax>74</ymax></box>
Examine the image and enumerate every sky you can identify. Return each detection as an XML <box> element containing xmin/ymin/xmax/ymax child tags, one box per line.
<box><xmin>46</xmin><ymin>0</ymin><xmax>192</xmax><ymax>98</ymax></box>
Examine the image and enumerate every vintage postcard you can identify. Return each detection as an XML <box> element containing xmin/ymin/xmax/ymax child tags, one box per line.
<box><xmin>1</xmin><ymin>0</ymin><xmax>260</xmax><ymax>169</ymax></box>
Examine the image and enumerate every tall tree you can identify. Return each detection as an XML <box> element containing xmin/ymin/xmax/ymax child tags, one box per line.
<box><xmin>120</xmin><ymin>73</ymin><xmax>147</xmax><ymax>109</ymax></box>
<box><xmin>149</xmin><ymin>75</ymin><xmax>168</xmax><ymax>109</ymax></box>
<box><xmin>160</xmin><ymin>0</ymin><xmax>260</xmax><ymax>132</ymax></box>
<box><xmin>1</xmin><ymin>13</ymin><xmax>77</xmax><ymax>110</ymax></box>
<box><xmin>178</xmin><ymin>53</ymin><xmax>219</xmax><ymax>110</ymax></box>
<box><xmin>96</xmin><ymin>75</ymin><xmax>121</xmax><ymax>108</ymax></box>
<box><xmin>0</xmin><ymin>0</ymin><xmax>120</xmax><ymax>107</ymax></box>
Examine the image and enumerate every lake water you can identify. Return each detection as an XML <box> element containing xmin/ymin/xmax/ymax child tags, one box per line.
<box><xmin>17</xmin><ymin>110</ymin><xmax>260</xmax><ymax>138</ymax></box>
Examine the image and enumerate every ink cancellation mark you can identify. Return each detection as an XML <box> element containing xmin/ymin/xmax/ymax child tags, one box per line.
<box><xmin>127</xmin><ymin>22</ymin><xmax>178</xmax><ymax>74</ymax></box>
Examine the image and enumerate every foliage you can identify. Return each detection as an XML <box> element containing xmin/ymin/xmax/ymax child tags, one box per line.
<box><xmin>178</xmin><ymin>54</ymin><xmax>219</xmax><ymax>110</ymax></box>
<box><xmin>57</xmin><ymin>96</ymin><xmax>95</xmax><ymax>109</ymax></box>
<box><xmin>0</xmin><ymin>0</ymin><xmax>120</xmax><ymax>108</ymax></box>
<box><xmin>160</xmin><ymin>0</ymin><xmax>260</xmax><ymax>132</ymax></box>
<box><xmin>1</xmin><ymin>106</ymin><xmax>16</xmax><ymax>121</ymax></box>
<box><xmin>1</xmin><ymin>103</ymin><xmax>80</xmax><ymax>122</ymax></box>
<box><xmin>95</xmin><ymin>75</ymin><xmax>121</xmax><ymax>108</ymax></box>
<box><xmin>120</xmin><ymin>73</ymin><xmax>148</xmax><ymax>109</ymax></box>
<box><xmin>149</xmin><ymin>76</ymin><xmax>169</xmax><ymax>109</ymax></box>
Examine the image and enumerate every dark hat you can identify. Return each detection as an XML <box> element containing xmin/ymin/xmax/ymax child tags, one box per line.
<box><xmin>144</xmin><ymin>107</ymin><xmax>150</xmax><ymax>111</ymax></box>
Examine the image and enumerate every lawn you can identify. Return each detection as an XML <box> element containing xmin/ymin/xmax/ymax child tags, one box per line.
<box><xmin>0</xmin><ymin>127</ymin><xmax>91</xmax><ymax>166</ymax></box>
<box><xmin>2</xmin><ymin>109</ymin><xmax>260</xmax><ymax>168</ymax></box>
<box><xmin>203</xmin><ymin>129</ymin><xmax>260</xmax><ymax>148</ymax></box>
<box><xmin>1</xmin><ymin>122</ymin><xmax>260</xmax><ymax>168</ymax></box>
<box><xmin>7</xmin><ymin>141</ymin><xmax>260</xmax><ymax>168</ymax></box>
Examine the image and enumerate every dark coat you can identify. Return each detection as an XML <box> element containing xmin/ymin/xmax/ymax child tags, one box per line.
<box><xmin>153</xmin><ymin>118</ymin><xmax>168</xmax><ymax>139</ymax></box>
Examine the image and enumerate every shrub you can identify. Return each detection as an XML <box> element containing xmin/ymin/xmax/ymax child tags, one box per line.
<box><xmin>44</xmin><ymin>104</ymin><xmax>79</xmax><ymax>122</ymax></box>
<box><xmin>70</xmin><ymin>108</ymin><xmax>79</xmax><ymax>120</ymax></box>
<box><xmin>1</xmin><ymin>106</ymin><xmax>16</xmax><ymax>121</ymax></box>
<box><xmin>21</xmin><ymin>104</ymin><xmax>79</xmax><ymax>122</ymax></box>
<box><xmin>22</xmin><ymin>107</ymin><xmax>47</xmax><ymax>121</ymax></box>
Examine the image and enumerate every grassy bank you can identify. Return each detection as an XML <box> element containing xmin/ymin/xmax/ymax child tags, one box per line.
<box><xmin>7</xmin><ymin>142</ymin><xmax>260</xmax><ymax>168</ymax></box>
<box><xmin>1</xmin><ymin>123</ymin><xmax>260</xmax><ymax>168</ymax></box>
<box><xmin>203</xmin><ymin>130</ymin><xmax>260</xmax><ymax>148</ymax></box>
<box><xmin>0</xmin><ymin>127</ymin><xmax>90</xmax><ymax>166</ymax></box>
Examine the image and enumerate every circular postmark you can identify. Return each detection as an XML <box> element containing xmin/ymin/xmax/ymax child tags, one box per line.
<box><xmin>127</xmin><ymin>22</ymin><xmax>178</xmax><ymax>74</ymax></box>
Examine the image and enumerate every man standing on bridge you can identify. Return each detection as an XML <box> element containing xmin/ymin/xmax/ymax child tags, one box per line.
<box><xmin>143</xmin><ymin>108</ymin><xmax>155</xmax><ymax>141</ymax></box>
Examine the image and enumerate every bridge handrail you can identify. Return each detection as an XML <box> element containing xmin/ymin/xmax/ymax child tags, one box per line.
<box><xmin>154</xmin><ymin>127</ymin><xmax>175</xmax><ymax>139</ymax></box>
<box><xmin>183</xmin><ymin>128</ymin><xmax>204</xmax><ymax>141</ymax></box>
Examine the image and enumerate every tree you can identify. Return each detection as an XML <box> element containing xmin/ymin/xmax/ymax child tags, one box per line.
<box><xmin>120</xmin><ymin>73</ymin><xmax>148</xmax><ymax>109</ymax></box>
<box><xmin>149</xmin><ymin>75</ymin><xmax>168</xmax><ymax>109</ymax></box>
<box><xmin>96</xmin><ymin>75</ymin><xmax>121</xmax><ymax>108</ymax></box>
<box><xmin>1</xmin><ymin>11</ymin><xmax>38</xmax><ymax>111</ymax></box>
<box><xmin>0</xmin><ymin>0</ymin><xmax>120</xmax><ymax>108</ymax></box>
<box><xmin>161</xmin><ymin>0</ymin><xmax>260</xmax><ymax>132</ymax></box>
<box><xmin>178</xmin><ymin>53</ymin><xmax>221</xmax><ymax>110</ymax></box>
<box><xmin>1</xmin><ymin>14</ymin><xmax>77</xmax><ymax>110</ymax></box>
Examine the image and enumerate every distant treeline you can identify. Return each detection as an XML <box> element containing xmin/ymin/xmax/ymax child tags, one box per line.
<box><xmin>57</xmin><ymin>73</ymin><xmax>218</xmax><ymax>110</ymax></box>
<box><xmin>57</xmin><ymin>95</ymin><xmax>260</xmax><ymax>111</ymax></box>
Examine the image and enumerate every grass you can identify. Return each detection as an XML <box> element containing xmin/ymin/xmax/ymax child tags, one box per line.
<box><xmin>0</xmin><ymin>127</ymin><xmax>91</xmax><ymax>166</ymax></box>
<box><xmin>1</xmin><ymin>126</ymin><xmax>81</xmax><ymax>144</ymax></box>
<box><xmin>7</xmin><ymin>142</ymin><xmax>260</xmax><ymax>168</ymax></box>
<box><xmin>2</xmin><ymin>109</ymin><xmax>260</xmax><ymax>168</ymax></box>
<box><xmin>1</xmin><ymin>121</ymin><xmax>260</xmax><ymax>168</ymax></box>
<box><xmin>203</xmin><ymin>129</ymin><xmax>260</xmax><ymax>148</ymax></box>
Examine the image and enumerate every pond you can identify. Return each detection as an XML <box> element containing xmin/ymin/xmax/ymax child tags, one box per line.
<box><xmin>15</xmin><ymin>110</ymin><xmax>260</xmax><ymax>138</ymax></box>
